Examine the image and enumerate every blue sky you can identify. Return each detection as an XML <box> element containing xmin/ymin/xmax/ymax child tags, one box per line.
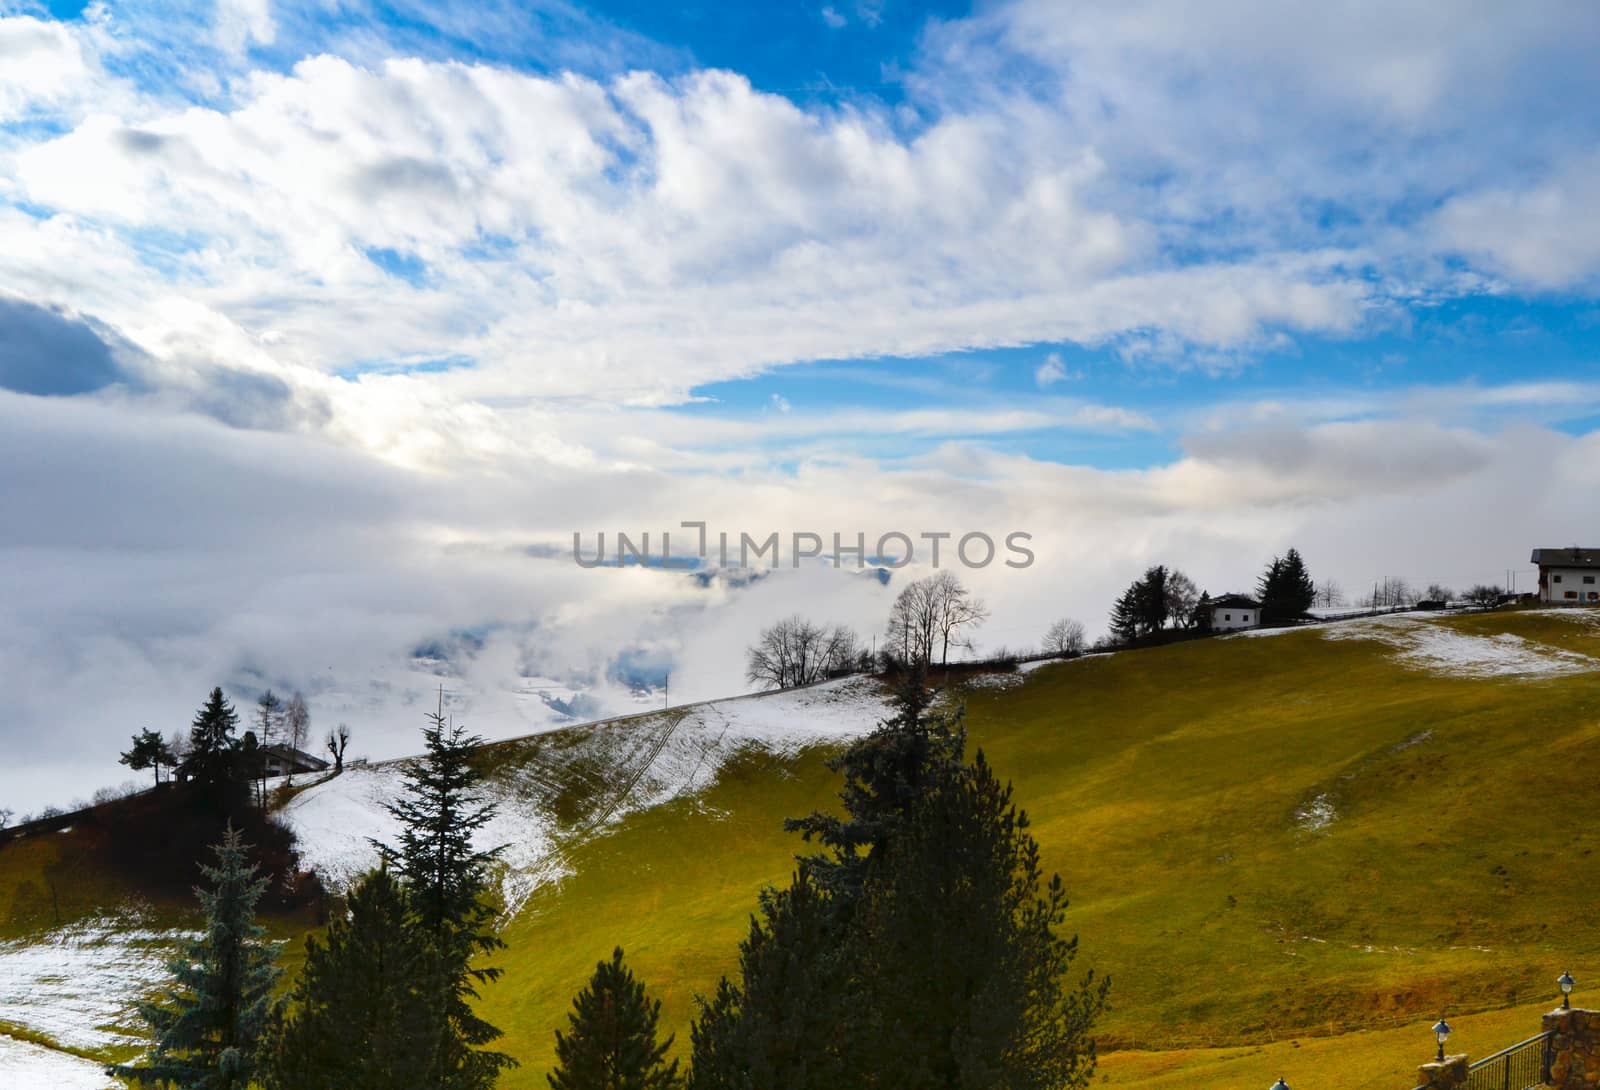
<box><xmin>5</xmin><ymin>0</ymin><xmax>1596</xmax><ymax>472</ymax></box>
<box><xmin>4</xmin><ymin>0</ymin><xmax>1600</xmax><ymax>809</ymax></box>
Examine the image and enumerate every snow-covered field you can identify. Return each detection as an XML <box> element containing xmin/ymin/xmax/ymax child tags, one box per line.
<box><xmin>282</xmin><ymin>676</ymin><xmax>891</xmax><ymax>913</ymax></box>
<box><xmin>0</xmin><ymin>915</ymin><xmax>184</xmax><ymax>1055</ymax></box>
<box><xmin>1231</xmin><ymin>610</ymin><xmax>1600</xmax><ymax>678</ymax></box>
<box><xmin>1316</xmin><ymin>613</ymin><xmax>1600</xmax><ymax>678</ymax></box>
<box><xmin>0</xmin><ymin>1035</ymin><xmax>117</xmax><ymax>1090</ymax></box>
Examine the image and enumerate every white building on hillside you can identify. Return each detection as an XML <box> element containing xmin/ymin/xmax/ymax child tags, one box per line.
<box><xmin>1532</xmin><ymin>547</ymin><xmax>1600</xmax><ymax>604</ymax></box>
<box><xmin>1206</xmin><ymin>593</ymin><xmax>1261</xmax><ymax>632</ymax></box>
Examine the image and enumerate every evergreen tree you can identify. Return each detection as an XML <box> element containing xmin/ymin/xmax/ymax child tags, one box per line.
<box><xmin>851</xmin><ymin>750</ymin><xmax>1107</xmax><ymax>1090</ymax></box>
<box><xmin>121</xmin><ymin>728</ymin><xmax>175</xmax><ymax>789</ymax></box>
<box><xmin>550</xmin><ymin>947</ymin><xmax>680</xmax><ymax>1090</ymax></box>
<box><xmin>184</xmin><ymin>687</ymin><xmax>242</xmax><ymax>795</ymax></box>
<box><xmin>262</xmin><ymin>867</ymin><xmax>448</xmax><ymax>1090</ymax></box>
<box><xmin>691</xmin><ymin>673</ymin><xmax>1106</xmax><ymax>1090</ymax></box>
<box><xmin>375</xmin><ymin>699</ymin><xmax>514</xmax><ymax>1090</ymax></box>
<box><xmin>1108</xmin><ymin>586</ymin><xmax>1140</xmax><ymax>644</ymax></box>
<box><xmin>1258</xmin><ymin>548</ymin><xmax>1315</xmax><ymax>623</ymax></box>
<box><xmin>109</xmin><ymin>826</ymin><xmax>281</xmax><ymax>1089</ymax></box>
<box><xmin>785</xmin><ymin>666</ymin><xmax>962</xmax><ymax>906</ymax></box>
<box><xmin>687</xmin><ymin>871</ymin><xmax>849</xmax><ymax>1090</ymax></box>
<box><xmin>1108</xmin><ymin>566</ymin><xmax>1171</xmax><ymax>643</ymax></box>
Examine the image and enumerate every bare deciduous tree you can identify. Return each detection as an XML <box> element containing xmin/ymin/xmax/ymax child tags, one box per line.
<box><xmin>166</xmin><ymin>729</ymin><xmax>189</xmax><ymax>783</ymax></box>
<box><xmin>885</xmin><ymin>572</ymin><xmax>990</xmax><ymax>668</ymax></box>
<box><xmin>325</xmin><ymin>723</ymin><xmax>351</xmax><ymax>773</ymax></box>
<box><xmin>745</xmin><ymin>617</ymin><xmax>862</xmax><ymax>689</ymax></box>
<box><xmin>1315</xmin><ymin>579</ymin><xmax>1345</xmax><ymax>609</ymax></box>
<box><xmin>1163</xmin><ymin>569</ymin><xmax>1200</xmax><ymax>628</ymax></box>
<box><xmin>1042</xmin><ymin>618</ymin><xmax>1086</xmax><ymax>656</ymax></box>
<box><xmin>254</xmin><ymin>689</ymin><xmax>283</xmax><ymax>806</ymax></box>
<box><xmin>1466</xmin><ymin>584</ymin><xmax>1504</xmax><ymax>608</ymax></box>
<box><xmin>1365</xmin><ymin>577</ymin><xmax>1416</xmax><ymax>611</ymax></box>
<box><xmin>285</xmin><ymin>690</ymin><xmax>311</xmax><ymax>754</ymax></box>
<box><xmin>1423</xmin><ymin>583</ymin><xmax>1454</xmax><ymax>604</ymax></box>
<box><xmin>931</xmin><ymin>570</ymin><xmax>990</xmax><ymax>665</ymax></box>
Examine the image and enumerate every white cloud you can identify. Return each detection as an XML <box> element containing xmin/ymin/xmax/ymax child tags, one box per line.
<box><xmin>0</xmin><ymin>16</ymin><xmax>103</xmax><ymax>123</ymax></box>
<box><xmin>6</xmin><ymin>384</ymin><xmax>1594</xmax><ymax>814</ymax></box>
<box><xmin>1035</xmin><ymin>351</ymin><xmax>1074</xmax><ymax>387</ymax></box>
<box><xmin>4</xmin><ymin>0</ymin><xmax>1600</xmax><ymax>818</ymax></box>
<box><xmin>214</xmin><ymin>0</ymin><xmax>277</xmax><ymax>55</ymax></box>
<box><xmin>1431</xmin><ymin>152</ymin><xmax>1600</xmax><ymax>290</ymax></box>
<box><xmin>821</xmin><ymin>6</ymin><xmax>847</xmax><ymax>30</ymax></box>
<box><xmin>3</xmin><ymin>46</ymin><xmax>1378</xmax><ymax>417</ymax></box>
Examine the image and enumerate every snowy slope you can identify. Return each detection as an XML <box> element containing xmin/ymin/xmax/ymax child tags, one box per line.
<box><xmin>0</xmin><ymin>1035</ymin><xmax>117</xmax><ymax>1090</ymax></box>
<box><xmin>281</xmin><ymin>675</ymin><xmax>891</xmax><ymax>915</ymax></box>
<box><xmin>1234</xmin><ymin>612</ymin><xmax>1600</xmax><ymax>678</ymax></box>
<box><xmin>0</xmin><ymin>916</ymin><xmax>189</xmax><ymax>1054</ymax></box>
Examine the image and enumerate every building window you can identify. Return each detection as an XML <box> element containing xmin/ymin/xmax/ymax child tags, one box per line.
<box><xmin>1224</xmin><ymin>614</ymin><xmax>1232</xmax><ymax>621</ymax></box>
<box><xmin>1566</xmin><ymin>591</ymin><xmax>1578</xmax><ymax>600</ymax></box>
<box><xmin>1586</xmin><ymin>576</ymin><xmax>1596</xmax><ymax>584</ymax></box>
<box><xmin>1555</xmin><ymin>575</ymin><xmax>1564</xmax><ymax>583</ymax></box>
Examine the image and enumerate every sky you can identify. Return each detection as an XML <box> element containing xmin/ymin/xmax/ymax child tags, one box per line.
<box><xmin>3</xmin><ymin>0</ymin><xmax>1600</xmax><ymax>814</ymax></box>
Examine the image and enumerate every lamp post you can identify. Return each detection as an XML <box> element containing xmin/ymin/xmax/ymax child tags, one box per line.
<box><xmin>1433</xmin><ymin>1019</ymin><xmax>1452</xmax><ymax>1063</ymax></box>
<box><xmin>1560</xmin><ymin>971</ymin><xmax>1576</xmax><ymax>1010</ymax></box>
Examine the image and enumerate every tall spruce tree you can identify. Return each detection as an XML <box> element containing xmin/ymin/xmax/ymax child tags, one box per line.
<box><xmin>550</xmin><ymin>947</ymin><xmax>680</xmax><ymax>1090</ymax></box>
<box><xmin>785</xmin><ymin>665</ymin><xmax>962</xmax><ymax>905</ymax></box>
<box><xmin>108</xmin><ymin>826</ymin><xmax>281</xmax><ymax>1089</ymax></box>
<box><xmin>184</xmin><ymin>687</ymin><xmax>242</xmax><ymax>795</ymax></box>
<box><xmin>1108</xmin><ymin>586</ymin><xmax>1140</xmax><ymax>644</ymax></box>
<box><xmin>375</xmin><ymin>698</ymin><xmax>514</xmax><ymax>1090</ymax></box>
<box><xmin>1108</xmin><ymin>566</ymin><xmax>1170</xmax><ymax>643</ymax></box>
<box><xmin>851</xmin><ymin>750</ymin><xmax>1107</xmax><ymax>1090</ymax></box>
<box><xmin>691</xmin><ymin>671</ymin><xmax>1106</xmax><ymax>1090</ymax></box>
<box><xmin>1258</xmin><ymin>548</ymin><xmax>1315</xmax><ymax>623</ymax></box>
<box><xmin>262</xmin><ymin>867</ymin><xmax>449</xmax><ymax>1090</ymax></box>
<box><xmin>687</xmin><ymin>870</ymin><xmax>849</xmax><ymax>1090</ymax></box>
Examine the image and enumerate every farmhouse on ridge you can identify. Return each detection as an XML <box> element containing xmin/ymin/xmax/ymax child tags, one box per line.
<box><xmin>261</xmin><ymin>744</ymin><xmax>330</xmax><ymax>777</ymax></box>
<box><xmin>1206</xmin><ymin>593</ymin><xmax>1261</xmax><ymax>632</ymax></box>
<box><xmin>1532</xmin><ymin>547</ymin><xmax>1600</xmax><ymax>604</ymax></box>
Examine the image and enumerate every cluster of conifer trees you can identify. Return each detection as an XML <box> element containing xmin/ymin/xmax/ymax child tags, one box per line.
<box><xmin>110</xmin><ymin>671</ymin><xmax>1105</xmax><ymax>1090</ymax></box>
<box><xmin>1109</xmin><ymin>547</ymin><xmax>1318</xmax><ymax>641</ymax></box>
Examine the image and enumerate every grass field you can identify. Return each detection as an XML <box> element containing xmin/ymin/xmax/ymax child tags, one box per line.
<box><xmin>6</xmin><ymin>608</ymin><xmax>1600</xmax><ymax>1088</ymax></box>
<box><xmin>478</xmin><ymin>610</ymin><xmax>1600</xmax><ymax>1087</ymax></box>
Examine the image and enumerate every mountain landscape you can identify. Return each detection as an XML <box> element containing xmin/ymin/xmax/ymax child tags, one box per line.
<box><xmin>6</xmin><ymin>606</ymin><xmax>1599</xmax><ymax>1090</ymax></box>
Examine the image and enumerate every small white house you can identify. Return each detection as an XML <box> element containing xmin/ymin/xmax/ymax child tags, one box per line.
<box><xmin>1532</xmin><ymin>547</ymin><xmax>1600</xmax><ymax>604</ymax></box>
<box><xmin>1206</xmin><ymin>593</ymin><xmax>1261</xmax><ymax>632</ymax></box>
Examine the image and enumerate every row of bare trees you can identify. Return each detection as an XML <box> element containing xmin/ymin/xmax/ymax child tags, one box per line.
<box><xmin>746</xmin><ymin>572</ymin><xmax>996</xmax><ymax>691</ymax></box>
<box><xmin>744</xmin><ymin>617</ymin><xmax>865</xmax><ymax>689</ymax></box>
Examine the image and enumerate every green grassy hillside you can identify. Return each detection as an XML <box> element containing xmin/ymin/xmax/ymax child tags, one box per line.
<box><xmin>481</xmin><ymin>610</ymin><xmax>1600</xmax><ymax>1086</ymax></box>
<box><xmin>6</xmin><ymin>608</ymin><xmax>1600</xmax><ymax>1089</ymax></box>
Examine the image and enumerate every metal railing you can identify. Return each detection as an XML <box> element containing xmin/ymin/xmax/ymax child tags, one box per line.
<box><xmin>1464</xmin><ymin>1031</ymin><xmax>1554</xmax><ymax>1090</ymax></box>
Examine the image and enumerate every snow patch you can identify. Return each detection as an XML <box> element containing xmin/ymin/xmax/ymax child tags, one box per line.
<box><xmin>1295</xmin><ymin>794</ymin><xmax>1337</xmax><ymax>832</ymax></box>
<box><xmin>281</xmin><ymin>763</ymin><xmax>564</xmax><ymax>917</ymax></box>
<box><xmin>0</xmin><ymin>916</ymin><xmax>187</xmax><ymax>1053</ymax></box>
<box><xmin>1319</xmin><ymin>615</ymin><xmax>1599</xmax><ymax>678</ymax></box>
<box><xmin>0</xmin><ymin>1035</ymin><xmax>117</xmax><ymax>1090</ymax></box>
<box><xmin>282</xmin><ymin>676</ymin><xmax>892</xmax><ymax>913</ymax></box>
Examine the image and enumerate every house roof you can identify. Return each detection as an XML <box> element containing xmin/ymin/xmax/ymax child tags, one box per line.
<box><xmin>1531</xmin><ymin>548</ymin><xmax>1600</xmax><ymax>568</ymax></box>
<box><xmin>1207</xmin><ymin>593</ymin><xmax>1260</xmax><ymax>609</ymax></box>
<box><xmin>261</xmin><ymin>744</ymin><xmax>329</xmax><ymax>770</ymax></box>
